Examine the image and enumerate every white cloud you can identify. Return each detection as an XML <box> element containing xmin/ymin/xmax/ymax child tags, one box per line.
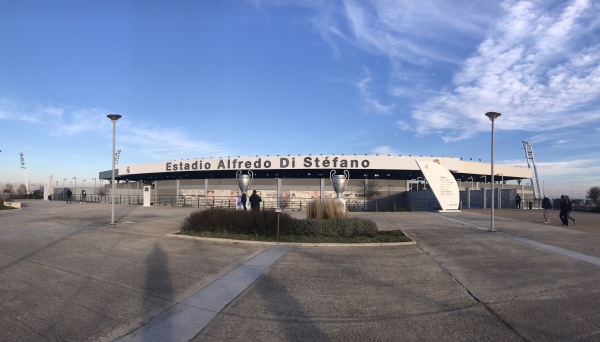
<box><xmin>126</xmin><ymin>126</ymin><xmax>230</xmax><ymax>161</ymax></box>
<box><xmin>356</xmin><ymin>68</ymin><xmax>395</xmax><ymax>115</ymax></box>
<box><xmin>341</xmin><ymin>0</ymin><xmax>496</xmax><ymax>66</ymax></box>
<box><xmin>371</xmin><ymin>145</ymin><xmax>399</xmax><ymax>155</ymax></box>
<box><xmin>0</xmin><ymin>98</ymin><xmax>39</xmax><ymax>123</ymax></box>
<box><xmin>0</xmin><ymin>98</ymin><xmax>231</xmax><ymax>162</ymax></box>
<box><xmin>305</xmin><ymin>0</ymin><xmax>600</xmax><ymax>143</ymax></box>
<box><xmin>411</xmin><ymin>0</ymin><xmax>600</xmax><ymax>141</ymax></box>
<box><xmin>395</xmin><ymin>120</ymin><xmax>411</xmax><ymax>131</ymax></box>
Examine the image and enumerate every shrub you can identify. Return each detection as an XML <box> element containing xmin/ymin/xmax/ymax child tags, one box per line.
<box><xmin>182</xmin><ymin>208</ymin><xmax>296</xmax><ymax>236</ymax></box>
<box><xmin>306</xmin><ymin>199</ymin><xmax>347</xmax><ymax>220</ymax></box>
<box><xmin>182</xmin><ymin>208</ymin><xmax>378</xmax><ymax>238</ymax></box>
<box><xmin>307</xmin><ymin>200</ymin><xmax>324</xmax><ymax>219</ymax></box>
<box><xmin>289</xmin><ymin>217</ymin><xmax>377</xmax><ymax>237</ymax></box>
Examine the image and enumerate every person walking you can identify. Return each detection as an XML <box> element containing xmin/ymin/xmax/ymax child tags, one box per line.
<box><xmin>66</xmin><ymin>189</ymin><xmax>72</xmax><ymax>204</ymax></box>
<box><xmin>515</xmin><ymin>194</ymin><xmax>521</xmax><ymax>209</ymax></box>
<box><xmin>566</xmin><ymin>195</ymin><xmax>576</xmax><ymax>224</ymax></box>
<box><xmin>249</xmin><ymin>190</ymin><xmax>262</xmax><ymax>211</ymax></box>
<box><xmin>542</xmin><ymin>196</ymin><xmax>552</xmax><ymax>223</ymax></box>
<box><xmin>559</xmin><ymin>195</ymin><xmax>569</xmax><ymax>227</ymax></box>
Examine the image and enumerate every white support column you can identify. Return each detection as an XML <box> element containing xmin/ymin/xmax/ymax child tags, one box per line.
<box><xmin>467</xmin><ymin>188</ymin><xmax>471</xmax><ymax>209</ymax></box>
<box><xmin>204</xmin><ymin>179</ymin><xmax>208</xmax><ymax>207</ymax></box>
<box><xmin>176</xmin><ymin>179</ymin><xmax>181</xmax><ymax>206</ymax></box>
<box><xmin>276</xmin><ymin>178</ymin><xmax>281</xmax><ymax>209</ymax></box>
<box><xmin>320</xmin><ymin>178</ymin><xmax>325</xmax><ymax>199</ymax></box>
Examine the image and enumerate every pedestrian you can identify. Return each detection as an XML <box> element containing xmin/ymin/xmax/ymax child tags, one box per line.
<box><xmin>81</xmin><ymin>189</ymin><xmax>86</xmax><ymax>202</ymax></box>
<box><xmin>66</xmin><ymin>189</ymin><xmax>72</xmax><ymax>204</ymax></box>
<box><xmin>566</xmin><ymin>195</ymin><xmax>576</xmax><ymax>224</ymax></box>
<box><xmin>249</xmin><ymin>190</ymin><xmax>262</xmax><ymax>211</ymax></box>
<box><xmin>541</xmin><ymin>196</ymin><xmax>552</xmax><ymax>223</ymax></box>
<box><xmin>241</xmin><ymin>192</ymin><xmax>247</xmax><ymax>211</ymax></box>
<box><xmin>559</xmin><ymin>195</ymin><xmax>569</xmax><ymax>227</ymax></box>
<box><xmin>515</xmin><ymin>194</ymin><xmax>521</xmax><ymax>209</ymax></box>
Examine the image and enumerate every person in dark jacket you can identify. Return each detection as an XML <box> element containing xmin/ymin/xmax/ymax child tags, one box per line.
<box><xmin>515</xmin><ymin>194</ymin><xmax>521</xmax><ymax>209</ymax></box>
<box><xmin>249</xmin><ymin>190</ymin><xmax>262</xmax><ymax>211</ymax></box>
<box><xmin>241</xmin><ymin>192</ymin><xmax>247</xmax><ymax>211</ymax></box>
<box><xmin>542</xmin><ymin>196</ymin><xmax>552</xmax><ymax>223</ymax></box>
<box><xmin>66</xmin><ymin>189</ymin><xmax>72</xmax><ymax>204</ymax></box>
<box><xmin>559</xmin><ymin>195</ymin><xmax>570</xmax><ymax>227</ymax></box>
<box><xmin>566</xmin><ymin>195</ymin><xmax>575</xmax><ymax>224</ymax></box>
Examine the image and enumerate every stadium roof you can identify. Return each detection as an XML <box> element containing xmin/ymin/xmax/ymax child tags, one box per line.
<box><xmin>100</xmin><ymin>154</ymin><xmax>532</xmax><ymax>184</ymax></box>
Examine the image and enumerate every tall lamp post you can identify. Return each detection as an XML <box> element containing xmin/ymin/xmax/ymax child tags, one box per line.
<box><xmin>107</xmin><ymin>114</ymin><xmax>122</xmax><ymax>225</ymax></box>
<box><xmin>486</xmin><ymin>111</ymin><xmax>501</xmax><ymax>232</ymax></box>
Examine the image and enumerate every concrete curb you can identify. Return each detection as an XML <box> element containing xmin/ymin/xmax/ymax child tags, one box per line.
<box><xmin>166</xmin><ymin>233</ymin><xmax>416</xmax><ymax>247</ymax></box>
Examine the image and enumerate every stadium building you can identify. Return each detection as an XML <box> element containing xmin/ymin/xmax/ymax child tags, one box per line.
<box><xmin>95</xmin><ymin>154</ymin><xmax>534</xmax><ymax>211</ymax></box>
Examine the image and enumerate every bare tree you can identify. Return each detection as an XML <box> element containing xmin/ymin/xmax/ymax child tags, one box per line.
<box><xmin>358</xmin><ymin>179</ymin><xmax>382</xmax><ymax>209</ymax></box>
<box><xmin>17</xmin><ymin>184</ymin><xmax>27</xmax><ymax>195</ymax></box>
<box><xmin>4</xmin><ymin>183</ymin><xmax>14</xmax><ymax>194</ymax></box>
<box><xmin>279</xmin><ymin>191</ymin><xmax>291</xmax><ymax>210</ymax></box>
<box><xmin>96</xmin><ymin>187</ymin><xmax>109</xmax><ymax>201</ymax></box>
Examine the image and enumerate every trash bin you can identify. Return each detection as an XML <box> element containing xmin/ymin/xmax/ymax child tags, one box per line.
<box><xmin>528</xmin><ymin>201</ymin><xmax>532</xmax><ymax>210</ymax></box>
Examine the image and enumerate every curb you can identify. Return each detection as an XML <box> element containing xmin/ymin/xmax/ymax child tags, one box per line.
<box><xmin>166</xmin><ymin>233</ymin><xmax>416</xmax><ymax>247</ymax></box>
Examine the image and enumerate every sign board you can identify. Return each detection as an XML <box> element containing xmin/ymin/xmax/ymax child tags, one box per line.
<box><xmin>416</xmin><ymin>159</ymin><xmax>460</xmax><ymax>212</ymax></box>
<box><xmin>143</xmin><ymin>186</ymin><xmax>151</xmax><ymax>207</ymax></box>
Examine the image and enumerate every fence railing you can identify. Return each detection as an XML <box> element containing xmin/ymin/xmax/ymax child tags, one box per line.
<box><xmin>14</xmin><ymin>194</ymin><xmax>591</xmax><ymax>213</ymax></box>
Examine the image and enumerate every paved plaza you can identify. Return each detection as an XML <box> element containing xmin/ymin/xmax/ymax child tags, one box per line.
<box><xmin>1</xmin><ymin>200</ymin><xmax>600</xmax><ymax>341</ymax></box>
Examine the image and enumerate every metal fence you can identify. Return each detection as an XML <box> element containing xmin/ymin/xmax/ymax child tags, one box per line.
<box><xmin>11</xmin><ymin>193</ymin><xmax>596</xmax><ymax>213</ymax></box>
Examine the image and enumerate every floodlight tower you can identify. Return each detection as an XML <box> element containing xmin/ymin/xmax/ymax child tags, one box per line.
<box><xmin>522</xmin><ymin>141</ymin><xmax>542</xmax><ymax>200</ymax></box>
<box><xmin>19</xmin><ymin>152</ymin><xmax>31</xmax><ymax>194</ymax></box>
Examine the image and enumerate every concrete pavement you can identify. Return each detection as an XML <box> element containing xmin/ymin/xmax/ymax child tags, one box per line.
<box><xmin>1</xmin><ymin>201</ymin><xmax>600</xmax><ymax>341</ymax></box>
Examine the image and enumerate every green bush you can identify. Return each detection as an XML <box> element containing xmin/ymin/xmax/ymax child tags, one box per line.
<box><xmin>182</xmin><ymin>208</ymin><xmax>378</xmax><ymax>238</ymax></box>
<box><xmin>182</xmin><ymin>208</ymin><xmax>296</xmax><ymax>236</ymax></box>
<box><xmin>291</xmin><ymin>217</ymin><xmax>377</xmax><ymax>237</ymax></box>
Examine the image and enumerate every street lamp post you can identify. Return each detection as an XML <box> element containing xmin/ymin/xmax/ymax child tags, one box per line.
<box><xmin>107</xmin><ymin>114</ymin><xmax>122</xmax><ymax>225</ymax></box>
<box><xmin>73</xmin><ymin>177</ymin><xmax>76</xmax><ymax>201</ymax></box>
<box><xmin>543</xmin><ymin>180</ymin><xmax>545</xmax><ymax>198</ymax></box>
<box><xmin>63</xmin><ymin>178</ymin><xmax>66</xmax><ymax>188</ymax></box>
<box><xmin>92</xmin><ymin>177</ymin><xmax>97</xmax><ymax>203</ymax></box>
<box><xmin>486</xmin><ymin>111</ymin><xmax>501</xmax><ymax>232</ymax></box>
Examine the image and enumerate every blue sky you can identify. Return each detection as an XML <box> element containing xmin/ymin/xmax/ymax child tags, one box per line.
<box><xmin>1</xmin><ymin>0</ymin><xmax>599</xmax><ymax>198</ymax></box>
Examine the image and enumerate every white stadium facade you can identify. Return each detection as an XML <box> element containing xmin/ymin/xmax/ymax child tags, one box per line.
<box><xmin>96</xmin><ymin>154</ymin><xmax>535</xmax><ymax>211</ymax></box>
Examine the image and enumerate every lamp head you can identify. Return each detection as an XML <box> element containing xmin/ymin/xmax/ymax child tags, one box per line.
<box><xmin>107</xmin><ymin>114</ymin><xmax>122</xmax><ymax>122</ymax></box>
<box><xmin>485</xmin><ymin>112</ymin><xmax>501</xmax><ymax>121</ymax></box>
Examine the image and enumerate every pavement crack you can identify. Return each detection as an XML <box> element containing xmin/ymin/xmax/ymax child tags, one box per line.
<box><xmin>415</xmin><ymin>244</ymin><xmax>528</xmax><ymax>341</ymax></box>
